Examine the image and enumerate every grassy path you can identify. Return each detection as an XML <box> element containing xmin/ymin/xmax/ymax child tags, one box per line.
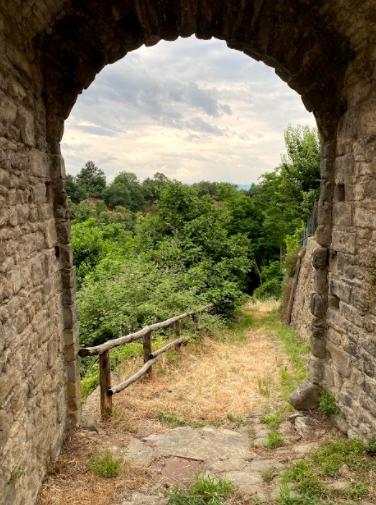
<box><xmin>37</xmin><ymin>302</ymin><xmax>376</xmax><ymax>505</ymax></box>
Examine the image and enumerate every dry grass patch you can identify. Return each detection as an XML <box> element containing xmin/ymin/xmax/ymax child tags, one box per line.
<box><xmin>38</xmin><ymin>301</ymin><xmax>290</xmax><ymax>505</ymax></box>
<box><xmin>108</xmin><ymin>306</ymin><xmax>282</xmax><ymax>433</ymax></box>
<box><xmin>36</xmin><ymin>429</ymin><xmax>153</xmax><ymax>505</ymax></box>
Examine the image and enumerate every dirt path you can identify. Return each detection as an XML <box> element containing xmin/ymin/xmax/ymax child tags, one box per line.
<box><xmin>37</xmin><ymin>302</ymin><xmax>371</xmax><ymax>505</ymax></box>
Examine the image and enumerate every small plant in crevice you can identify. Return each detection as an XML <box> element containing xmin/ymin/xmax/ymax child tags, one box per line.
<box><xmin>264</xmin><ymin>430</ymin><xmax>283</xmax><ymax>450</ymax></box>
<box><xmin>87</xmin><ymin>449</ymin><xmax>125</xmax><ymax>478</ymax></box>
<box><xmin>319</xmin><ymin>389</ymin><xmax>344</xmax><ymax>419</ymax></box>
<box><xmin>226</xmin><ymin>413</ymin><xmax>251</xmax><ymax>426</ymax></box>
<box><xmin>365</xmin><ymin>435</ymin><xmax>376</xmax><ymax>455</ymax></box>
<box><xmin>167</xmin><ymin>475</ymin><xmax>235</xmax><ymax>505</ymax></box>
<box><xmin>158</xmin><ymin>411</ymin><xmax>204</xmax><ymax>428</ymax></box>
<box><xmin>7</xmin><ymin>469</ymin><xmax>24</xmax><ymax>485</ymax></box>
<box><xmin>261</xmin><ymin>411</ymin><xmax>284</xmax><ymax>430</ymax></box>
<box><xmin>262</xmin><ymin>467</ymin><xmax>278</xmax><ymax>483</ymax></box>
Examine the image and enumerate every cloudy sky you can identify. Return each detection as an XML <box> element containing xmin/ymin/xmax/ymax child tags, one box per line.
<box><xmin>62</xmin><ymin>36</ymin><xmax>316</xmax><ymax>186</ymax></box>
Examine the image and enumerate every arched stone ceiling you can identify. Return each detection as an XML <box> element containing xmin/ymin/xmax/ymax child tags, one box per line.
<box><xmin>19</xmin><ymin>0</ymin><xmax>369</xmax><ymax>143</ymax></box>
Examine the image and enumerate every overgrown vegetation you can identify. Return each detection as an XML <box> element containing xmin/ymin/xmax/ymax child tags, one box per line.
<box><xmin>86</xmin><ymin>449</ymin><xmax>125</xmax><ymax>478</ymax></box>
<box><xmin>319</xmin><ymin>389</ymin><xmax>344</xmax><ymax>419</ymax></box>
<box><xmin>279</xmin><ymin>437</ymin><xmax>376</xmax><ymax>504</ymax></box>
<box><xmin>167</xmin><ymin>476</ymin><xmax>235</xmax><ymax>505</ymax></box>
<box><xmin>68</xmin><ymin>125</ymin><xmax>320</xmax><ymax>391</ymax></box>
<box><xmin>257</xmin><ymin>310</ymin><xmax>310</xmax><ymax>399</ymax></box>
<box><xmin>264</xmin><ymin>429</ymin><xmax>283</xmax><ymax>450</ymax></box>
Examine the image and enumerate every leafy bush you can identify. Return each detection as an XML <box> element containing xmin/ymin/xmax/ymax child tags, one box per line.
<box><xmin>78</xmin><ymin>259</ymin><xmax>205</xmax><ymax>347</ymax></box>
<box><xmin>252</xmin><ymin>261</ymin><xmax>283</xmax><ymax>300</ymax></box>
<box><xmin>252</xmin><ymin>277</ymin><xmax>282</xmax><ymax>300</ymax></box>
<box><xmin>284</xmin><ymin>249</ymin><xmax>300</xmax><ymax>278</ymax></box>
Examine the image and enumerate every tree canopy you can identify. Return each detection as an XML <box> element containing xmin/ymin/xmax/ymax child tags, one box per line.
<box><xmin>68</xmin><ymin>124</ymin><xmax>320</xmax><ymax>346</ymax></box>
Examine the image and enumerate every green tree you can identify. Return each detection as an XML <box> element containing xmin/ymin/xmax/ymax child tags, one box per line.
<box><xmin>113</xmin><ymin>172</ymin><xmax>144</xmax><ymax>211</ymax></box>
<box><xmin>65</xmin><ymin>174</ymin><xmax>86</xmax><ymax>203</ymax></box>
<box><xmin>76</xmin><ymin>161</ymin><xmax>106</xmax><ymax>198</ymax></box>
<box><xmin>191</xmin><ymin>180</ymin><xmax>219</xmax><ymax>197</ymax></box>
<box><xmin>280</xmin><ymin>124</ymin><xmax>320</xmax><ymax>219</ymax></box>
<box><xmin>71</xmin><ymin>219</ymin><xmax>131</xmax><ymax>287</ymax></box>
<box><xmin>142</xmin><ymin>172</ymin><xmax>169</xmax><ymax>204</ymax></box>
<box><xmin>103</xmin><ymin>182</ymin><xmax>132</xmax><ymax>209</ymax></box>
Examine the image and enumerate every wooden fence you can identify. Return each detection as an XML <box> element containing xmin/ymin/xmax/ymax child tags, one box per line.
<box><xmin>78</xmin><ymin>305</ymin><xmax>213</xmax><ymax>419</ymax></box>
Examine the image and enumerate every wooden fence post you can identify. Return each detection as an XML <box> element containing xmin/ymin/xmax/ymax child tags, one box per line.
<box><xmin>143</xmin><ymin>330</ymin><xmax>152</xmax><ymax>377</ymax></box>
<box><xmin>192</xmin><ymin>314</ymin><xmax>198</xmax><ymax>332</ymax></box>
<box><xmin>99</xmin><ymin>350</ymin><xmax>112</xmax><ymax>419</ymax></box>
<box><xmin>174</xmin><ymin>320</ymin><xmax>181</xmax><ymax>337</ymax></box>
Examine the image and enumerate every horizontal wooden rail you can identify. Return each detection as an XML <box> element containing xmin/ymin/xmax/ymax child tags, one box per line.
<box><xmin>109</xmin><ymin>357</ymin><xmax>159</xmax><ymax>395</ymax></box>
<box><xmin>149</xmin><ymin>336</ymin><xmax>187</xmax><ymax>359</ymax></box>
<box><xmin>79</xmin><ymin>304</ymin><xmax>213</xmax><ymax>357</ymax></box>
<box><xmin>78</xmin><ymin>304</ymin><xmax>214</xmax><ymax>418</ymax></box>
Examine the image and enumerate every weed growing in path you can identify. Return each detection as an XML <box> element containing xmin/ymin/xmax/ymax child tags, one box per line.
<box><xmin>168</xmin><ymin>476</ymin><xmax>235</xmax><ymax>505</ymax></box>
<box><xmin>262</xmin><ymin>467</ymin><xmax>278</xmax><ymax>483</ymax></box>
<box><xmin>258</xmin><ymin>310</ymin><xmax>310</xmax><ymax>399</ymax></box>
<box><xmin>264</xmin><ymin>430</ymin><xmax>283</xmax><ymax>450</ymax></box>
<box><xmin>257</xmin><ymin>377</ymin><xmax>272</xmax><ymax>397</ymax></box>
<box><xmin>158</xmin><ymin>411</ymin><xmax>204</xmax><ymax>428</ymax></box>
<box><xmin>261</xmin><ymin>411</ymin><xmax>283</xmax><ymax>430</ymax></box>
<box><xmin>87</xmin><ymin>449</ymin><xmax>124</xmax><ymax>478</ymax></box>
<box><xmin>226</xmin><ymin>413</ymin><xmax>252</xmax><ymax>426</ymax></box>
<box><xmin>279</xmin><ymin>437</ymin><xmax>376</xmax><ymax>504</ymax></box>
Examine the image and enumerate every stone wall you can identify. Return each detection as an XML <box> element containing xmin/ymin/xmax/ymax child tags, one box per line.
<box><xmin>0</xmin><ymin>8</ymin><xmax>81</xmax><ymax>505</ymax></box>
<box><xmin>2</xmin><ymin>1</ymin><xmax>376</xmax><ymax>504</ymax></box>
<box><xmin>321</xmin><ymin>42</ymin><xmax>376</xmax><ymax>438</ymax></box>
<box><xmin>291</xmin><ymin>238</ymin><xmax>321</xmax><ymax>341</ymax></box>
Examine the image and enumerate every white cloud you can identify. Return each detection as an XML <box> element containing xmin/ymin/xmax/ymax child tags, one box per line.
<box><xmin>62</xmin><ymin>36</ymin><xmax>316</xmax><ymax>185</ymax></box>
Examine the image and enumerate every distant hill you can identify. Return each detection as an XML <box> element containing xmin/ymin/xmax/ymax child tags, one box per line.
<box><xmin>237</xmin><ymin>184</ymin><xmax>251</xmax><ymax>191</ymax></box>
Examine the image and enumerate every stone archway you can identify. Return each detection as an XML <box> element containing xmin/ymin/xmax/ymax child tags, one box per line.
<box><xmin>1</xmin><ymin>2</ymin><xmax>376</xmax><ymax>504</ymax></box>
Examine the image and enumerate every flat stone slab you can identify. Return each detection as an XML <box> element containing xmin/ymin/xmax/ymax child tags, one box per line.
<box><xmin>144</xmin><ymin>427</ymin><xmax>249</xmax><ymax>462</ymax></box>
<box><xmin>220</xmin><ymin>469</ymin><xmax>266</xmax><ymax>498</ymax></box>
<box><xmin>125</xmin><ymin>437</ymin><xmax>154</xmax><ymax>467</ymax></box>
<box><xmin>208</xmin><ymin>457</ymin><xmax>247</xmax><ymax>473</ymax></box>
<box><xmin>248</xmin><ymin>459</ymin><xmax>284</xmax><ymax>472</ymax></box>
<box><xmin>161</xmin><ymin>457</ymin><xmax>202</xmax><ymax>484</ymax></box>
<box><xmin>120</xmin><ymin>492</ymin><xmax>168</xmax><ymax>505</ymax></box>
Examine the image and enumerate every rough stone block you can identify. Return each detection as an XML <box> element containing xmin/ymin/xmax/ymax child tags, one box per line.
<box><xmin>361</xmin><ymin>349</ymin><xmax>376</xmax><ymax>378</ymax></box>
<box><xmin>311</xmin><ymin>336</ymin><xmax>326</xmax><ymax>358</ymax></box>
<box><xmin>310</xmin><ymin>293</ymin><xmax>326</xmax><ymax>318</ymax></box>
<box><xmin>45</xmin><ymin>219</ymin><xmax>57</xmax><ymax>248</ymax></box>
<box><xmin>289</xmin><ymin>379</ymin><xmax>320</xmax><ymax>410</ymax></box>
<box><xmin>330</xmin><ymin>279</ymin><xmax>351</xmax><ymax>303</ymax></box>
<box><xmin>354</xmin><ymin>206</ymin><xmax>376</xmax><ymax>228</ymax></box>
<box><xmin>332</xmin><ymin>230</ymin><xmax>357</xmax><ymax>254</ymax></box>
<box><xmin>63</xmin><ymin>305</ymin><xmax>77</xmax><ymax>329</ymax></box>
<box><xmin>61</xmin><ymin>268</ymin><xmax>75</xmax><ymax>289</ymax></box>
<box><xmin>64</xmin><ymin>342</ymin><xmax>79</xmax><ymax>362</ymax></box>
<box><xmin>312</xmin><ymin>247</ymin><xmax>328</xmax><ymax>270</ymax></box>
<box><xmin>307</xmin><ymin>356</ymin><xmax>324</xmax><ymax>384</ymax></box>
<box><xmin>327</xmin><ymin>343</ymin><xmax>351</xmax><ymax>377</ymax></box>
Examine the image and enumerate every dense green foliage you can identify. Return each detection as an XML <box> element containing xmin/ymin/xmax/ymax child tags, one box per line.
<box><xmin>68</xmin><ymin>124</ymin><xmax>320</xmax><ymax>350</ymax></box>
